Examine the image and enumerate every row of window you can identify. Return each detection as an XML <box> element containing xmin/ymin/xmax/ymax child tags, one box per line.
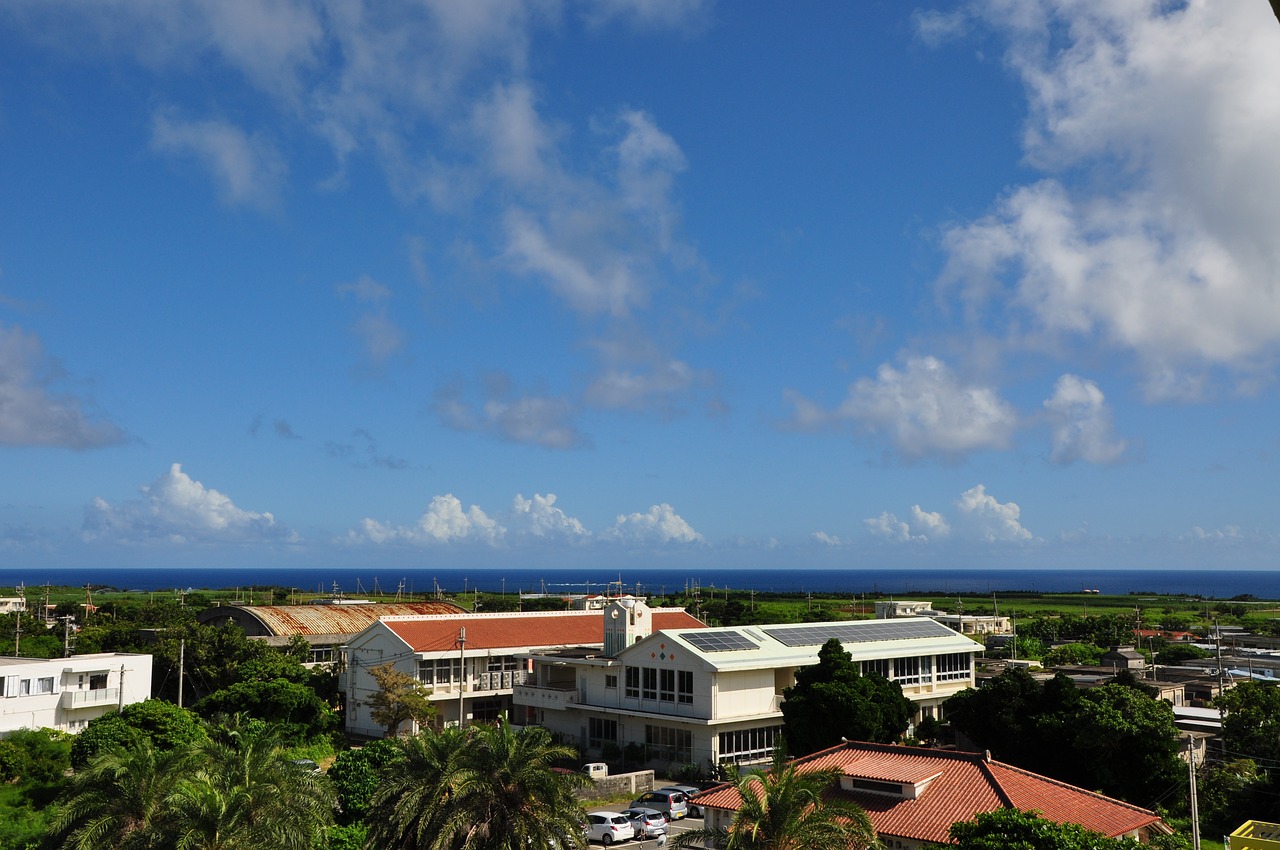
<box><xmin>621</xmin><ymin>667</ymin><xmax>694</xmax><ymax>704</ymax></box>
<box><xmin>0</xmin><ymin>676</ymin><xmax>55</xmax><ymax>698</ymax></box>
<box><xmin>417</xmin><ymin>655</ymin><xmax>521</xmax><ymax>685</ymax></box>
<box><xmin>718</xmin><ymin>724</ymin><xmax>783</xmax><ymax>762</ymax></box>
<box><xmin>860</xmin><ymin>652</ymin><xmax>971</xmax><ymax>685</ymax></box>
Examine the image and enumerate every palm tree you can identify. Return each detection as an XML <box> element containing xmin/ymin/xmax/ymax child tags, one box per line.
<box><xmin>366</xmin><ymin>717</ymin><xmax>589</xmax><ymax>850</ymax></box>
<box><xmin>166</xmin><ymin>719</ymin><xmax>335</xmax><ymax>850</ymax></box>
<box><xmin>672</xmin><ymin>747</ymin><xmax>878</xmax><ymax>850</ymax></box>
<box><xmin>48</xmin><ymin>734</ymin><xmax>189</xmax><ymax>850</ymax></box>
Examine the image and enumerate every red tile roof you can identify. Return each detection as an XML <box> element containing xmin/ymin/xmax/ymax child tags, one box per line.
<box><xmin>383</xmin><ymin>609</ymin><xmax>704</xmax><ymax>653</ymax></box>
<box><xmin>693</xmin><ymin>742</ymin><xmax>1167</xmax><ymax>845</ymax></box>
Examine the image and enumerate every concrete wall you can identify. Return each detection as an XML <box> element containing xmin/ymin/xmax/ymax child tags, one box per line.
<box><xmin>585</xmin><ymin>769</ymin><xmax>655</xmax><ymax>799</ymax></box>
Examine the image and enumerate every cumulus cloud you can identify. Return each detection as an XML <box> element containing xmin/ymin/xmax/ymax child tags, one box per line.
<box><xmin>935</xmin><ymin>2</ymin><xmax>1280</xmax><ymax>398</ymax></box>
<box><xmin>603</xmin><ymin>503</ymin><xmax>703</xmax><ymax>545</ymax></box>
<box><xmin>434</xmin><ymin>377</ymin><xmax>588</xmax><ymax>450</ymax></box>
<box><xmin>786</xmin><ymin>355</ymin><xmax>1017</xmax><ymax>460</ymax></box>
<box><xmin>811</xmin><ymin>531</ymin><xmax>843</xmax><ymax>546</ymax></box>
<box><xmin>350</xmin><ymin>494</ymin><xmax>505</xmax><ymax>546</ymax></box>
<box><xmin>1043</xmin><ymin>374</ymin><xmax>1126</xmax><ymax>465</ymax></box>
<box><xmin>956</xmin><ymin>484</ymin><xmax>1033</xmax><ymax>542</ymax></box>
<box><xmin>151</xmin><ymin>111</ymin><xmax>286</xmax><ymax>209</ymax></box>
<box><xmin>83</xmin><ymin>463</ymin><xmax>294</xmax><ymax>545</ymax></box>
<box><xmin>510</xmin><ymin>493</ymin><xmax>590</xmax><ymax>540</ymax></box>
<box><xmin>0</xmin><ymin>323</ymin><xmax>124</xmax><ymax>449</ymax></box>
<box><xmin>864</xmin><ymin>504</ymin><xmax>950</xmax><ymax>543</ymax></box>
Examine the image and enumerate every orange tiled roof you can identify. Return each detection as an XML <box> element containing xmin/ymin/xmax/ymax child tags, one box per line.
<box><xmin>384</xmin><ymin>609</ymin><xmax>704</xmax><ymax>653</ymax></box>
<box><xmin>693</xmin><ymin>741</ymin><xmax>1166</xmax><ymax>845</ymax></box>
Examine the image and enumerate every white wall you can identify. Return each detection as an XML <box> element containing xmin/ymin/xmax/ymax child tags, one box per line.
<box><xmin>0</xmin><ymin>653</ymin><xmax>152</xmax><ymax>735</ymax></box>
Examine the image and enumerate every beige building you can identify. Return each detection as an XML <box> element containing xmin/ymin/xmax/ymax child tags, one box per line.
<box><xmin>1</xmin><ymin>653</ymin><xmax>153</xmax><ymax>735</ymax></box>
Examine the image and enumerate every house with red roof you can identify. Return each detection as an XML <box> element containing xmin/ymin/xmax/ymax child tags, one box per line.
<box><xmin>341</xmin><ymin>598</ymin><xmax>703</xmax><ymax>737</ymax></box>
<box><xmin>692</xmin><ymin>740</ymin><xmax>1172</xmax><ymax>848</ymax></box>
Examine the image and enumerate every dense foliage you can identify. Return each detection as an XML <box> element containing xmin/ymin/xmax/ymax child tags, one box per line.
<box><xmin>943</xmin><ymin>809</ymin><xmax>1132</xmax><ymax>850</ymax></box>
<box><xmin>944</xmin><ymin>668</ymin><xmax>1184</xmax><ymax>805</ymax></box>
<box><xmin>781</xmin><ymin>638</ymin><xmax>913</xmax><ymax>755</ymax></box>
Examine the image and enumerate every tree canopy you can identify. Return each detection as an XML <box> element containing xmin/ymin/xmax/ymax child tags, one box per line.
<box><xmin>366</xmin><ymin>662</ymin><xmax>437</xmax><ymax>736</ymax></box>
<box><xmin>946</xmin><ymin>809</ymin><xmax>1131</xmax><ymax>850</ymax></box>
<box><xmin>781</xmin><ymin>638</ymin><xmax>913</xmax><ymax>755</ymax></box>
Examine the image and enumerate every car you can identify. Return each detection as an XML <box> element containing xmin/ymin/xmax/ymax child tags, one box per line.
<box><xmin>629</xmin><ymin>789</ymin><xmax>688</xmax><ymax>821</ymax></box>
<box><xmin>585</xmin><ymin>811</ymin><xmax>635</xmax><ymax>845</ymax></box>
<box><xmin>620</xmin><ymin>808</ymin><xmax>668</xmax><ymax>838</ymax></box>
<box><xmin>660</xmin><ymin>785</ymin><xmax>703</xmax><ymax>818</ymax></box>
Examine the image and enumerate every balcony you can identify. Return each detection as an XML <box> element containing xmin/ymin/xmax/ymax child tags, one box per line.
<box><xmin>62</xmin><ymin>688</ymin><xmax>119</xmax><ymax>709</ymax></box>
<box><xmin>512</xmin><ymin>684</ymin><xmax>580</xmax><ymax>710</ymax></box>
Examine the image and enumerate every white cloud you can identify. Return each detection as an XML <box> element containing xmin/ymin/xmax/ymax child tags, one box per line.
<box><xmin>578</xmin><ymin>0</ymin><xmax>712</xmax><ymax>32</ymax></box>
<box><xmin>83</xmin><ymin>463</ymin><xmax>294</xmax><ymax>544</ymax></box>
<box><xmin>434</xmin><ymin>378</ymin><xmax>588</xmax><ymax>450</ymax></box>
<box><xmin>336</xmin><ymin>275</ymin><xmax>405</xmax><ymax>365</ymax></box>
<box><xmin>937</xmin><ymin>2</ymin><xmax>1280</xmax><ymax>397</ymax></box>
<box><xmin>863</xmin><ymin>504</ymin><xmax>950</xmax><ymax>543</ymax></box>
<box><xmin>911</xmin><ymin>8</ymin><xmax>969</xmax><ymax>46</ymax></box>
<box><xmin>956</xmin><ymin>484</ymin><xmax>1033</xmax><ymax>542</ymax></box>
<box><xmin>0</xmin><ymin>323</ymin><xmax>124</xmax><ymax>449</ymax></box>
<box><xmin>787</xmin><ymin>355</ymin><xmax>1017</xmax><ymax>459</ymax></box>
<box><xmin>349</xmin><ymin>493</ymin><xmax>505</xmax><ymax>546</ymax></box>
<box><xmin>1043</xmin><ymin>374</ymin><xmax>1126</xmax><ymax>465</ymax></box>
<box><xmin>510</xmin><ymin>492</ymin><xmax>590</xmax><ymax>540</ymax></box>
<box><xmin>811</xmin><ymin>531</ymin><xmax>843</xmax><ymax>546</ymax></box>
<box><xmin>604</xmin><ymin>503</ymin><xmax>703</xmax><ymax>545</ymax></box>
<box><xmin>151</xmin><ymin>111</ymin><xmax>286</xmax><ymax>209</ymax></box>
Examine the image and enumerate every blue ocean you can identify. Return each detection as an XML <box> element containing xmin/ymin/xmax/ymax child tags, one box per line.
<box><xmin>0</xmin><ymin>566</ymin><xmax>1277</xmax><ymax>599</ymax></box>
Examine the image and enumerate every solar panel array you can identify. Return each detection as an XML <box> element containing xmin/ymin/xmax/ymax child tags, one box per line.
<box><xmin>763</xmin><ymin>619</ymin><xmax>952</xmax><ymax>647</ymax></box>
<box><xmin>680</xmin><ymin>630</ymin><xmax>760</xmax><ymax>652</ymax></box>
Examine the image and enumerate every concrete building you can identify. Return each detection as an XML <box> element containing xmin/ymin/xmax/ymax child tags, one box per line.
<box><xmin>341</xmin><ymin>602</ymin><xmax>705</xmax><ymax>738</ymax></box>
<box><xmin>874</xmin><ymin>600</ymin><xmax>1011</xmax><ymax>636</ymax></box>
<box><xmin>198</xmin><ymin>600</ymin><xmax>465</xmax><ymax>665</ymax></box>
<box><xmin>0</xmin><ymin>653</ymin><xmax>153</xmax><ymax>735</ymax></box>
<box><xmin>0</xmin><ymin>598</ymin><xmax>26</xmax><ymax>615</ymax></box>
<box><xmin>516</xmin><ymin>599</ymin><xmax>980</xmax><ymax>770</ymax></box>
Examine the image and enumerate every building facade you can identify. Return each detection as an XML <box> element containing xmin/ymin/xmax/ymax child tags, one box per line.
<box><xmin>341</xmin><ymin>603</ymin><xmax>704</xmax><ymax>738</ymax></box>
<box><xmin>515</xmin><ymin>600</ymin><xmax>981</xmax><ymax>771</ymax></box>
<box><xmin>0</xmin><ymin>653</ymin><xmax>153</xmax><ymax>735</ymax></box>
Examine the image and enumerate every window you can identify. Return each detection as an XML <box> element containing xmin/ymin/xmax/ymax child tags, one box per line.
<box><xmin>677</xmin><ymin>670</ymin><xmax>694</xmax><ymax>704</ymax></box>
<box><xmin>642</xmin><ymin>667</ymin><xmax>658</xmax><ymax>701</ymax></box>
<box><xmin>893</xmin><ymin>657</ymin><xmax>922</xmax><ymax>685</ymax></box>
<box><xmin>310</xmin><ymin>647</ymin><xmax>334</xmax><ymax>664</ymax></box>
<box><xmin>862</xmin><ymin>658</ymin><xmax>890</xmax><ymax>678</ymax></box>
<box><xmin>645</xmin><ymin>724</ymin><xmax>692</xmax><ymax>763</ymax></box>
<box><xmin>659</xmin><ymin>668</ymin><xmax>676</xmax><ymax>702</ymax></box>
<box><xmin>89</xmin><ymin>673</ymin><xmax>108</xmax><ymax>690</ymax></box>
<box><xmin>19</xmin><ymin>679</ymin><xmax>31</xmax><ymax>696</ymax></box>
<box><xmin>935</xmin><ymin>652</ymin><xmax>972</xmax><ymax>682</ymax></box>
<box><xmin>588</xmin><ymin>717</ymin><xmax>618</xmax><ymax>748</ymax></box>
<box><xmin>605</xmin><ymin>674</ymin><xmax>618</xmax><ymax>690</ymax></box>
<box><xmin>35</xmin><ymin>677</ymin><xmax>54</xmax><ymax>695</ymax></box>
<box><xmin>418</xmin><ymin>659</ymin><xmax>460</xmax><ymax>685</ymax></box>
<box><xmin>487</xmin><ymin>655</ymin><xmax>518</xmax><ymax>672</ymax></box>
<box><xmin>625</xmin><ymin>667</ymin><xmax>640</xmax><ymax>698</ymax></box>
<box><xmin>719</xmin><ymin>725</ymin><xmax>783</xmax><ymax>763</ymax></box>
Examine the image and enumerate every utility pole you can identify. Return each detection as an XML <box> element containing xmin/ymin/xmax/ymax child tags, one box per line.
<box><xmin>118</xmin><ymin>663</ymin><xmax>126</xmax><ymax>714</ymax></box>
<box><xmin>458</xmin><ymin>627</ymin><xmax>467</xmax><ymax>728</ymax></box>
<box><xmin>1188</xmin><ymin>736</ymin><xmax>1202</xmax><ymax>850</ymax></box>
<box><xmin>178</xmin><ymin>639</ymin><xmax>185</xmax><ymax>709</ymax></box>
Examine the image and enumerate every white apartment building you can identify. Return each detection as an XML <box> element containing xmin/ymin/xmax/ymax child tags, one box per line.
<box><xmin>0</xmin><ymin>653</ymin><xmax>153</xmax><ymax>735</ymax></box>
<box><xmin>875</xmin><ymin>599</ymin><xmax>1011</xmax><ymax>636</ymax></box>
<box><xmin>341</xmin><ymin>605</ymin><xmax>705</xmax><ymax>738</ymax></box>
<box><xmin>514</xmin><ymin>599</ymin><xmax>980</xmax><ymax>770</ymax></box>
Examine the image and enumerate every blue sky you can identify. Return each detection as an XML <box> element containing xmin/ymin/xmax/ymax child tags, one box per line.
<box><xmin>2</xmin><ymin>1</ymin><xmax>1279</xmax><ymax>573</ymax></box>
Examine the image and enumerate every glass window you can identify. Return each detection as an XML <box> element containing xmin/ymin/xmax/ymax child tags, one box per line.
<box><xmin>588</xmin><ymin>717</ymin><xmax>618</xmax><ymax>747</ymax></box>
<box><xmin>935</xmin><ymin>653</ymin><xmax>972</xmax><ymax>682</ymax></box>
<box><xmin>36</xmin><ymin>677</ymin><xmax>54</xmax><ymax>695</ymax></box>
<box><xmin>862</xmin><ymin>658</ymin><xmax>890</xmax><ymax>678</ymax></box>
<box><xmin>642</xmin><ymin>667</ymin><xmax>658</xmax><ymax>701</ymax></box>
<box><xmin>625</xmin><ymin>667</ymin><xmax>640</xmax><ymax>698</ymax></box>
<box><xmin>893</xmin><ymin>657</ymin><xmax>922</xmax><ymax>685</ymax></box>
<box><xmin>718</xmin><ymin>725</ymin><xmax>783</xmax><ymax>763</ymax></box>
<box><xmin>605</xmin><ymin>674</ymin><xmax>618</xmax><ymax>689</ymax></box>
<box><xmin>645</xmin><ymin>724</ymin><xmax>692</xmax><ymax>763</ymax></box>
<box><xmin>89</xmin><ymin>673</ymin><xmax>108</xmax><ymax>690</ymax></box>
<box><xmin>659</xmin><ymin>668</ymin><xmax>675</xmax><ymax>702</ymax></box>
<box><xmin>677</xmin><ymin>670</ymin><xmax>694</xmax><ymax>704</ymax></box>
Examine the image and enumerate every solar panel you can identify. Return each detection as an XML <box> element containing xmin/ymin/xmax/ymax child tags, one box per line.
<box><xmin>763</xmin><ymin>619</ymin><xmax>954</xmax><ymax>647</ymax></box>
<box><xmin>680</xmin><ymin>630</ymin><xmax>760</xmax><ymax>652</ymax></box>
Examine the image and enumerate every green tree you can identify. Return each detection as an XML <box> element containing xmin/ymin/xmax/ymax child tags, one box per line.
<box><xmin>1215</xmin><ymin>680</ymin><xmax>1280</xmax><ymax>765</ymax></box>
<box><xmin>73</xmin><ymin>700</ymin><xmax>207</xmax><ymax>767</ymax></box>
<box><xmin>195</xmin><ymin>679</ymin><xmax>338</xmax><ymax>744</ymax></box>
<box><xmin>1154</xmin><ymin>643</ymin><xmax>1209</xmax><ymax>666</ymax></box>
<box><xmin>945</xmin><ymin>808</ymin><xmax>1129</xmax><ymax>850</ymax></box>
<box><xmin>0</xmin><ymin>727</ymin><xmax>72</xmax><ymax>784</ymax></box>
<box><xmin>365</xmin><ymin>718</ymin><xmax>588</xmax><ymax>850</ymax></box>
<box><xmin>781</xmin><ymin>638</ymin><xmax>912</xmax><ymax>755</ymax></box>
<box><xmin>671</xmin><ymin>746</ymin><xmax>877</xmax><ymax>850</ymax></box>
<box><xmin>328</xmin><ymin>739</ymin><xmax>404</xmax><ymax>823</ymax></box>
<box><xmin>366</xmin><ymin>663</ymin><xmax>437</xmax><ymax>736</ymax></box>
<box><xmin>1042</xmin><ymin>643</ymin><xmax>1104</xmax><ymax>667</ymax></box>
<box><xmin>49</xmin><ymin>736</ymin><xmax>190</xmax><ymax>850</ymax></box>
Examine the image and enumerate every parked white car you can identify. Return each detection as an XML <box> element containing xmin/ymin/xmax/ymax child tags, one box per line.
<box><xmin>586</xmin><ymin>811</ymin><xmax>635</xmax><ymax>845</ymax></box>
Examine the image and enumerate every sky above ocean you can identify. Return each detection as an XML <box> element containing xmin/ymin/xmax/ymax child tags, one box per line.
<box><xmin>2</xmin><ymin>3</ymin><xmax>1279</xmax><ymax>572</ymax></box>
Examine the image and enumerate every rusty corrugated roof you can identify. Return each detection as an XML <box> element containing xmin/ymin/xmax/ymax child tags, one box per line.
<box><xmin>205</xmin><ymin>601</ymin><xmax>466</xmax><ymax>637</ymax></box>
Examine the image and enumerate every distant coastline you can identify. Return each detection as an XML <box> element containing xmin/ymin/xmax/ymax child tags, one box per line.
<box><xmin>0</xmin><ymin>566</ymin><xmax>1277</xmax><ymax>599</ymax></box>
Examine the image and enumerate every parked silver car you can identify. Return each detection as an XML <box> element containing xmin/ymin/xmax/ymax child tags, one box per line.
<box><xmin>620</xmin><ymin>808</ymin><xmax>668</xmax><ymax>838</ymax></box>
<box><xmin>660</xmin><ymin>785</ymin><xmax>703</xmax><ymax>818</ymax></box>
<box><xmin>629</xmin><ymin>789</ymin><xmax>688</xmax><ymax>821</ymax></box>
